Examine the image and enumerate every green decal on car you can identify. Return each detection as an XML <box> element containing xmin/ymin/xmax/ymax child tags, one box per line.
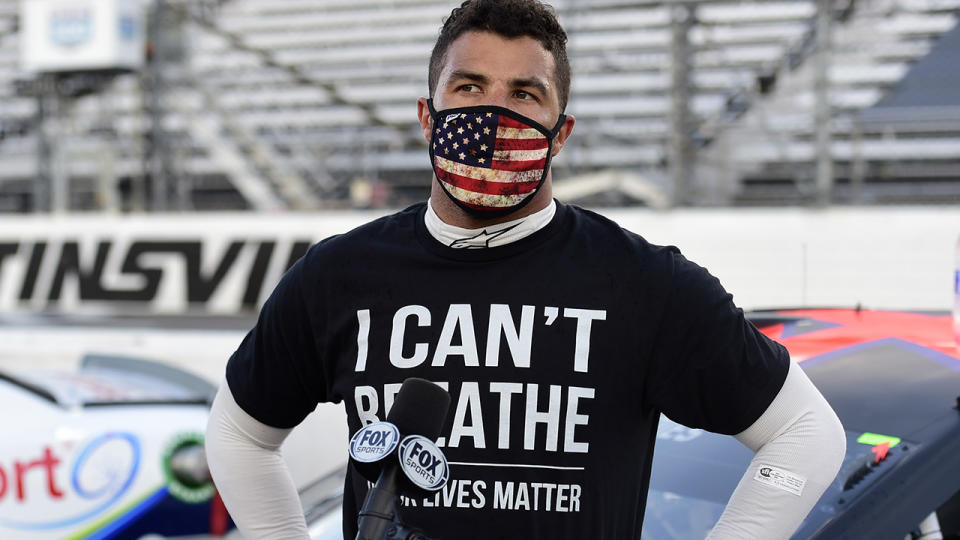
<box><xmin>857</xmin><ymin>432</ymin><xmax>901</xmax><ymax>448</ymax></box>
<box><xmin>163</xmin><ymin>431</ymin><xmax>215</xmax><ymax>504</ymax></box>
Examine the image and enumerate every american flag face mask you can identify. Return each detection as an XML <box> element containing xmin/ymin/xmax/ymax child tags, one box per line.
<box><xmin>428</xmin><ymin>99</ymin><xmax>566</xmax><ymax>217</ymax></box>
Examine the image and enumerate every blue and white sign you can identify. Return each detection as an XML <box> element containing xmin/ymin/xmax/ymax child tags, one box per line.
<box><xmin>118</xmin><ymin>15</ymin><xmax>137</xmax><ymax>42</ymax></box>
<box><xmin>348</xmin><ymin>421</ymin><xmax>399</xmax><ymax>463</ymax></box>
<box><xmin>49</xmin><ymin>9</ymin><xmax>93</xmax><ymax>48</ymax></box>
<box><xmin>20</xmin><ymin>0</ymin><xmax>145</xmax><ymax>73</ymax></box>
<box><xmin>398</xmin><ymin>435</ymin><xmax>449</xmax><ymax>491</ymax></box>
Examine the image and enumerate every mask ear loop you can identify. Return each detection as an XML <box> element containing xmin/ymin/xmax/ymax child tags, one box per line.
<box><xmin>550</xmin><ymin>114</ymin><xmax>567</xmax><ymax>138</ymax></box>
<box><xmin>546</xmin><ymin>114</ymin><xmax>567</xmax><ymax>157</ymax></box>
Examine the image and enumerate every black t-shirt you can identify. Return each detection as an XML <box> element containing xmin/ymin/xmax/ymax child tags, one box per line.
<box><xmin>226</xmin><ymin>201</ymin><xmax>789</xmax><ymax>540</ymax></box>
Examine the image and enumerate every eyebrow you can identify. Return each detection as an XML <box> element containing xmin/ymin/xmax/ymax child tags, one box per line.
<box><xmin>449</xmin><ymin>69</ymin><xmax>489</xmax><ymax>85</ymax></box>
<box><xmin>448</xmin><ymin>70</ymin><xmax>550</xmax><ymax>98</ymax></box>
<box><xmin>511</xmin><ymin>77</ymin><xmax>550</xmax><ymax>98</ymax></box>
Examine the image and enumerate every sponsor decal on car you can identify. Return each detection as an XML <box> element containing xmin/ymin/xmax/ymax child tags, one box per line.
<box><xmin>0</xmin><ymin>432</ymin><xmax>140</xmax><ymax>531</ymax></box>
<box><xmin>162</xmin><ymin>432</ymin><xmax>214</xmax><ymax>504</ymax></box>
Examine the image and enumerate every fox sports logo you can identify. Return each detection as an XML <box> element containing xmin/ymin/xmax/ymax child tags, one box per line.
<box><xmin>349</xmin><ymin>421</ymin><xmax>400</xmax><ymax>463</ymax></box>
<box><xmin>398</xmin><ymin>435</ymin><xmax>449</xmax><ymax>491</ymax></box>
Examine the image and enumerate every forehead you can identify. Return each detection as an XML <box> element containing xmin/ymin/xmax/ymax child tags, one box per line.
<box><xmin>438</xmin><ymin>31</ymin><xmax>556</xmax><ymax>87</ymax></box>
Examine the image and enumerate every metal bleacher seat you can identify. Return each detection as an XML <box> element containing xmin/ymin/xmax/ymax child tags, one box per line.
<box><xmin>701</xmin><ymin>0</ymin><xmax>960</xmax><ymax>204</ymax></box>
<box><xmin>191</xmin><ymin>0</ymin><xmax>959</xmax><ymax>207</ymax></box>
<box><xmin>187</xmin><ymin>0</ymin><xmax>834</xmax><ymax>199</ymax></box>
<box><xmin>0</xmin><ymin>0</ymin><xmax>956</xmax><ymax>210</ymax></box>
<box><xmin>0</xmin><ymin>0</ymin><xmax>34</xmax><ymax>205</ymax></box>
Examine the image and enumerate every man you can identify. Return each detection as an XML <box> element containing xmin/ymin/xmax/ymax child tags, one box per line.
<box><xmin>206</xmin><ymin>1</ymin><xmax>846</xmax><ymax>538</ymax></box>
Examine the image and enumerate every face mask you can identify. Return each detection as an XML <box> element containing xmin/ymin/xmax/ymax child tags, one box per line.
<box><xmin>427</xmin><ymin>99</ymin><xmax>566</xmax><ymax>218</ymax></box>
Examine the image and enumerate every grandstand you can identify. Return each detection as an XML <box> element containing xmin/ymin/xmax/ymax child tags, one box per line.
<box><xmin>0</xmin><ymin>0</ymin><xmax>956</xmax><ymax>211</ymax></box>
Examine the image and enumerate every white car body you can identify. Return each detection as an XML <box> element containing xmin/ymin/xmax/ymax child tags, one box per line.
<box><xmin>0</xmin><ymin>354</ymin><xmax>220</xmax><ymax>540</ymax></box>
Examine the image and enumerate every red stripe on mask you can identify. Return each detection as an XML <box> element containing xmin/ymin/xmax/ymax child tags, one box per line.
<box><xmin>438</xmin><ymin>170</ymin><xmax>541</xmax><ymax>196</ymax></box>
<box><xmin>490</xmin><ymin>158</ymin><xmax>547</xmax><ymax>171</ymax></box>
<box><xmin>494</xmin><ymin>137</ymin><xmax>549</xmax><ymax>151</ymax></box>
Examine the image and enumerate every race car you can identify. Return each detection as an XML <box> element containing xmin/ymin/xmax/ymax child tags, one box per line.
<box><xmin>0</xmin><ymin>353</ymin><xmax>231</xmax><ymax>540</ymax></box>
<box><xmin>297</xmin><ymin>308</ymin><xmax>960</xmax><ymax>540</ymax></box>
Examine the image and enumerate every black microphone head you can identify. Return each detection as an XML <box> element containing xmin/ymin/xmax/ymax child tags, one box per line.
<box><xmin>387</xmin><ymin>378</ymin><xmax>451</xmax><ymax>441</ymax></box>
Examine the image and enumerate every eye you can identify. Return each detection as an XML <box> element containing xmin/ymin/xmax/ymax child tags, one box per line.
<box><xmin>458</xmin><ymin>84</ymin><xmax>481</xmax><ymax>93</ymax></box>
<box><xmin>514</xmin><ymin>90</ymin><xmax>538</xmax><ymax>101</ymax></box>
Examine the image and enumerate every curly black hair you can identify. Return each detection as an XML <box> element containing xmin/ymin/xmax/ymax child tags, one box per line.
<box><xmin>428</xmin><ymin>0</ymin><xmax>571</xmax><ymax>112</ymax></box>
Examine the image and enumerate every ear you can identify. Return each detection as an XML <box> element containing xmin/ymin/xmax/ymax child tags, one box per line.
<box><xmin>550</xmin><ymin>114</ymin><xmax>576</xmax><ymax>157</ymax></box>
<box><xmin>417</xmin><ymin>97</ymin><xmax>434</xmax><ymax>144</ymax></box>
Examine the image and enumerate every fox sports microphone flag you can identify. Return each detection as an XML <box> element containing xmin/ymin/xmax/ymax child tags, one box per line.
<box><xmin>428</xmin><ymin>100</ymin><xmax>565</xmax><ymax>216</ymax></box>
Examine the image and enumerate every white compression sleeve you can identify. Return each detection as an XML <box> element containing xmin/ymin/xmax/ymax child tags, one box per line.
<box><xmin>205</xmin><ymin>381</ymin><xmax>310</xmax><ymax>539</ymax></box>
<box><xmin>706</xmin><ymin>361</ymin><xmax>846</xmax><ymax>539</ymax></box>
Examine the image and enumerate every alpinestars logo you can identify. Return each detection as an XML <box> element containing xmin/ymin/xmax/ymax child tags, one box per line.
<box><xmin>449</xmin><ymin>223</ymin><xmax>522</xmax><ymax>249</ymax></box>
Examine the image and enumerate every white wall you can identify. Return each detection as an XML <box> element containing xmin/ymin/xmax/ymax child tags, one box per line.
<box><xmin>603</xmin><ymin>205</ymin><xmax>960</xmax><ymax>311</ymax></box>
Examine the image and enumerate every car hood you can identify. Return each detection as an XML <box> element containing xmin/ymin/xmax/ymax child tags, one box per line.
<box><xmin>0</xmin><ymin>353</ymin><xmax>215</xmax><ymax>408</ymax></box>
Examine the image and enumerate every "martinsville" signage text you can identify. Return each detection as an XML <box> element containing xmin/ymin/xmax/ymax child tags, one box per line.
<box><xmin>0</xmin><ymin>212</ymin><xmax>384</xmax><ymax>314</ymax></box>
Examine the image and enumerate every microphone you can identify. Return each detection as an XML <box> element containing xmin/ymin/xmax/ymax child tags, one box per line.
<box><xmin>353</xmin><ymin>378</ymin><xmax>451</xmax><ymax>540</ymax></box>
